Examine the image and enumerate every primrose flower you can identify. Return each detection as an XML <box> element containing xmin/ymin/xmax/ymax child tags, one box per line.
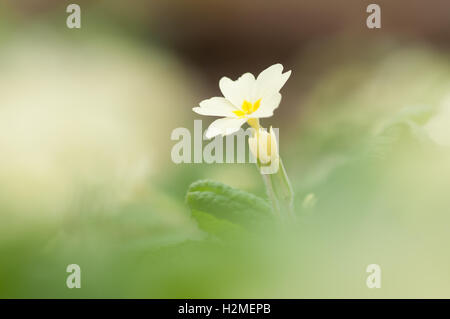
<box><xmin>193</xmin><ymin>63</ymin><xmax>291</xmax><ymax>139</ymax></box>
<box><xmin>248</xmin><ymin>127</ymin><xmax>279</xmax><ymax>165</ymax></box>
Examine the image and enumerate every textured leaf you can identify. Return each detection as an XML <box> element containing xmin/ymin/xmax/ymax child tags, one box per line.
<box><xmin>186</xmin><ymin>180</ymin><xmax>272</xmax><ymax>228</ymax></box>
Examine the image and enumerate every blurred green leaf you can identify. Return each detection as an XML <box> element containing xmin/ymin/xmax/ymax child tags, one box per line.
<box><xmin>367</xmin><ymin>104</ymin><xmax>434</xmax><ymax>159</ymax></box>
<box><xmin>191</xmin><ymin>209</ymin><xmax>247</xmax><ymax>241</ymax></box>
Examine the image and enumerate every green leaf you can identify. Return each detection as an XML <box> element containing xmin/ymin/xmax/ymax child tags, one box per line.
<box><xmin>186</xmin><ymin>180</ymin><xmax>272</xmax><ymax>229</ymax></box>
<box><xmin>191</xmin><ymin>209</ymin><xmax>248</xmax><ymax>241</ymax></box>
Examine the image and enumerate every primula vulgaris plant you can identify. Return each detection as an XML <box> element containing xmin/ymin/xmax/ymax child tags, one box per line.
<box><xmin>192</xmin><ymin>64</ymin><xmax>295</xmax><ymax>222</ymax></box>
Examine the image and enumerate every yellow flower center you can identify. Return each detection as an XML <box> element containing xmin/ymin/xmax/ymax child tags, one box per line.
<box><xmin>232</xmin><ymin>99</ymin><xmax>261</xmax><ymax>118</ymax></box>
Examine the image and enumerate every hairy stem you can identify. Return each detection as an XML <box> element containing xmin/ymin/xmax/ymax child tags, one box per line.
<box><xmin>260</xmin><ymin>158</ymin><xmax>295</xmax><ymax>220</ymax></box>
<box><xmin>262</xmin><ymin>173</ymin><xmax>282</xmax><ymax>219</ymax></box>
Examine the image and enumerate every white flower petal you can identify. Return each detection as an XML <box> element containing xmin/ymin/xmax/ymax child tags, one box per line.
<box><xmin>193</xmin><ymin>97</ymin><xmax>237</xmax><ymax>117</ymax></box>
<box><xmin>248</xmin><ymin>93</ymin><xmax>281</xmax><ymax>118</ymax></box>
<box><xmin>205</xmin><ymin>117</ymin><xmax>247</xmax><ymax>139</ymax></box>
<box><xmin>219</xmin><ymin>73</ymin><xmax>256</xmax><ymax>107</ymax></box>
<box><xmin>255</xmin><ymin>63</ymin><xmax>291</xmax><ymax>101</ymax></box>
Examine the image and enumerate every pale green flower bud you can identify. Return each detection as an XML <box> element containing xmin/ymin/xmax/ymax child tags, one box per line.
<box><xmin>248</xmin><ymin>127</ymin><xmax>279</xmax><ymax>165</ymax></box>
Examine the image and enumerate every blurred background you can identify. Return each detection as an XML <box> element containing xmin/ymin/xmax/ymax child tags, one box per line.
<box><xmin>1</xmin><ymin>0</ymin><xmax>450</xmax><ymax>298</ymax></box>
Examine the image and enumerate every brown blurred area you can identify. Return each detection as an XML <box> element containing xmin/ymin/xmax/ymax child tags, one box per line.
<box><xmin>6</xmin><ymin>0</ymin><xmax>450</xmax><ymax>81</ymax></box>
<box><xmin>154</xmin><ymin>0</ymin><xmax>450</xmax><ymax>78</ymax></box>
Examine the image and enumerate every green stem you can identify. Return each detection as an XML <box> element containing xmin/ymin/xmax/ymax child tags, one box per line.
<box><xmin>259</xmin><ymin>157</ymin><xmax>295</xmax><ymax>220</ymax></box>
<box><xmin>278</xmin><ymin>159</ymin><xmax>295</xmax><ymax>218</ymax></box>
<box><xmin>262</xmin><ymin>173</ymin><xmax>282</xmax><ymax>219</ymax></box>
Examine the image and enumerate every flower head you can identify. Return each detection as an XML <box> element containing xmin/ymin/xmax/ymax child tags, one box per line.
<box><xmin>193</xmin><ymin>63</ymin><xmax>291</xmax><ymax>138</ymax></box>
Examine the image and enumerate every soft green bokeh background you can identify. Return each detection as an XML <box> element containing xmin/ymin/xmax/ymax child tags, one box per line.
<box><xmin>1</xmin><ymin>1</ymin><xmax>450</xmax><ymax>298</ymax></box>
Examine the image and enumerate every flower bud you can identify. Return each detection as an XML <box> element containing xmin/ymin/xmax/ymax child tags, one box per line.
<box><xmin>248</xmin><ymin>127</ymin><xmax>279</xmax><ymax>165</ymax></box>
